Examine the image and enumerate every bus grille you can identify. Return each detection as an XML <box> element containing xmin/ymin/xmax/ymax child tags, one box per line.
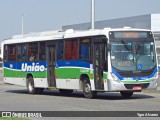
<box><xmin>118</xmin><ymin>71</ymin><xmax>153</xmax><ymax>77</ymax></box>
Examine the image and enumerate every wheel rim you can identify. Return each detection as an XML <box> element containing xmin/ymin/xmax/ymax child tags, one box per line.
<box><xmin>84</xmin><ymin>83</ymin><xmax>91</xmax><ymax>94</ymax></box>
<box><xmin>28</xmin><ymin>81</ymin><xmax>33</xmax><ymax>92</ymax></box>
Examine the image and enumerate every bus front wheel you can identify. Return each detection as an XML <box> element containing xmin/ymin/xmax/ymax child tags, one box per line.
<box><xmin>120</xmin><ymin>91</ymin><xmax>133</xmax><ymax>98</ymax></box>
<box><xmin>82</xmin><ymin>79</ymin><xmax>97</xmax><ymax>99</ymax></box>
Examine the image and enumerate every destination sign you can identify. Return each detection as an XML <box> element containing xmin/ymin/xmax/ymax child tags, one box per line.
<box><xmin>110</xmin><ymin>31</ymin><xmax>153</xmax><ymax>39</ymax></box>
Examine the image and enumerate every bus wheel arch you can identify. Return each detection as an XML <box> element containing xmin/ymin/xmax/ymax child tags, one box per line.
<box><xmin>80</xmin><ymin>74</ymin><xmax>90</xmax><ymax>85</ymax></box>
<box><xmin>80</xmin><ymin>74</ymin><xmax>97</xmax><ymax>99</ymax></box>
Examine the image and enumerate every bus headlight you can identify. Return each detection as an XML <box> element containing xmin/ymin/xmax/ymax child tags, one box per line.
<box><xmin>152</xmin><ymin>73</ymin><xmax>158</xmax><ymax>81</ymax></box>
<box><xmin>111</xmin><ymin>73</ymin><xmax>120</xmax><ymax>82</ymax></box>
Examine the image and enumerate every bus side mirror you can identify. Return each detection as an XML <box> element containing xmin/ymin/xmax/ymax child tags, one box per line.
<box><xmin>107</xmin><ymin>43</ymin><xmax>111</xmax><ymax>51</ymax></box>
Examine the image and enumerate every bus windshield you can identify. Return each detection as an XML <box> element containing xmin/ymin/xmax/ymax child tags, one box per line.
<box><xmin>111</xmin><ymin>41</ymin><xmax>156</xmax><ymax>71</ymax></box>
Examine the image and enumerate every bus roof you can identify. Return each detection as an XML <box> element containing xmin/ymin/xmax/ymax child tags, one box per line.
<box><xmin>3</xmin><ymin>27</ymin><xmax>152</xmax><ymax>45</ymax></box>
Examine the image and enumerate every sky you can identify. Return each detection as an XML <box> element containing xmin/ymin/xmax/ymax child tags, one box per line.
<box><xmin>0</xmin><ymin>0</ymin><xmax>160</xmax><ymax>41</ymax></box>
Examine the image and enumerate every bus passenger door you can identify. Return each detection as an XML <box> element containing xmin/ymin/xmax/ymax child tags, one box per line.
<box><xmin>93</xmin><ymin>39</ymin><xmax>107</xmax><ymax>90</ymax></box>
<box><xmin>47</xmin><ymin>45</ymin><xmax>56</xmax><ymax>87</ymax></box>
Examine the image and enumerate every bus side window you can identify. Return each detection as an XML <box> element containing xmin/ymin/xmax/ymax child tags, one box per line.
<box><xmin>79</xmin><ymin>38</ymin><xmax>90</xmax><ymax>60</ymax></box>
<box><xmin>4</xmin><ymin>45</ymin><xmax>8</xmax><ymax>62</ymax></box>
<box><xmin>65</xmin><ymin>40</ymin><xmax>72</xmax><ymax>60</ymax></box>
<box><xmin>39</xmin><ymin>42</ymin><xmax>46</xmax><ymax>61</ymax></box>
<box><xmin>17</xmin><ymin>44</ymin><xmax>27</xmax><ymax>61</ymax></box>
<box><xmin>8</xmin><ymin>45</ymin><xmax>16</xmax><ymax>62</ymax></box>
<box><xmin>57</xmin><ymin>41</ymin><xmax>64</xmax><ymax>60</ymax></box>
<box><xmin>72</xmin><ymin>40</ymin><xmax>78</xmax><ymax>59</ymax></box>
<box><xmin>28</xmin><ymin>43</ymin><xmax>38</xmax><ymax>61</ymax></box>
<box><xmin>65</xmin><ymin>39</ymin><xmax>78</xmax><ymax>60</ymax></box>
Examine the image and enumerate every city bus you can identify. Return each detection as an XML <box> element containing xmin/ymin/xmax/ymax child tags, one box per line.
<box><xmin>2</xmin><ymin>27</ymin><xmax>158</xmax><ymax>98</ymax></box>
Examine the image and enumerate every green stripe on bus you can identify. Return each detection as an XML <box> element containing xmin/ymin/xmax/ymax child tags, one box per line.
<box><xmin>3</xmin><ymin>67</ymin><xmax>108</xmax><ymax>79</ymax></box>
<box><xmin>3</xmin><ymin>68</ymin><xmax>47</xmax><ymax>78</ymax></box>
<box><xmin>56</xmin><ymin>68</ymin><xmax>90</xmax><ymax>79</ymax></box>
<box><xmin>56</xmin><ymin>68</ymin><xmax>107</xmax><ymax>79</ymax></box>
<box><xmin>121</xmin><ymin>79</ymin><xmax>152</xmax><ymax>83</ymax></box>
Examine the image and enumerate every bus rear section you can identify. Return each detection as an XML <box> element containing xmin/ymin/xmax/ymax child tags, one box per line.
<box><xmin>2</xmin><ymin>32</ymin><xmax>109</xmax><ymax>99</ymax></box>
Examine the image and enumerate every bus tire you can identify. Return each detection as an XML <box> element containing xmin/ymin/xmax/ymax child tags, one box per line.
<box><xmin>27</xmin><ymin>76</ymin><xmax>37</xmax><ymax>94</ymax></box>
<box><xmin>82</xmin><ymin>79</ymin><xmax>97</xmax><ymax>99</ymax></box>
<box><xmin>120</xmin><ymin>91</ymin><xmax>133</xmax><ymax>98</ymax></box>
<box><xmin>59</xmin><ymin>89</ymin><xmax>73</xmax><ymax>95</ymax></box>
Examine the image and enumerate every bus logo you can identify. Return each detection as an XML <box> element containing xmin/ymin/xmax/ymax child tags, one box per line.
<box><xmin>9</xmin><ymin>64</ymin><xmax>13</xmax><ymax>69</ymax></box>
<box><xmin>21</xmin><ymin>62</ymin><xmax>45</xmax><ymax>72</ymax></box>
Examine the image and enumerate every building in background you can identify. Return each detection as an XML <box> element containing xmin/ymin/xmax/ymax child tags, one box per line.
<box><xmin>62</xmin><ymin>13</ymin><xmax>160</xmax><ymax>40</ymax></box>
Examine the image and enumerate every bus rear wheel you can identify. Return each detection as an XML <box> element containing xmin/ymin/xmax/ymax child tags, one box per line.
<box><xmin>83</xmin><ymin>79</ymin><xmax>97</xmax><ymax>99</ymax></box>
<box><xmin>120</xmin><ymin>91</ymin><xmax>133</xmax><ymax>98</ymax></box>
<box><xmin>27</xmin><ymin>76</ymin><xmax>44</xmax><ymax>94</ymax></box>
<box><xmin>27</xmin><ymin>77</ymin><xmax>35</xmax><ymax>94</ymax></box>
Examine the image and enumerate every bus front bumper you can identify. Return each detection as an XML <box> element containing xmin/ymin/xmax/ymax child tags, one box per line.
<box><xmin>107</xmin><ymin>79</ymin><xmax>158</xmax><ymax>92</ymax></box>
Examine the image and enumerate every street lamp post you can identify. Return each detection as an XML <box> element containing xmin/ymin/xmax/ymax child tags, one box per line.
<box><xmin>22</xmin><ymin>14</ymin><xmax>24</xmax><ymax>36</ymax></box>
<box><xmin>91</xmin><ymin>0</ymin><xmax>95</xmax><ymax>30</ymax></box>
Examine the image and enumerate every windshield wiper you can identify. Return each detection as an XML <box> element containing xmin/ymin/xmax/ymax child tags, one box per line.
<box><xmin>121</xmin><ymin>39</ymin><xmax>132</xmax><ymax>53</ymax></box>
<box><xmin>134</xmin><ymin>42</ymin><xmax>143</xmax><ymax>54</ymax></box>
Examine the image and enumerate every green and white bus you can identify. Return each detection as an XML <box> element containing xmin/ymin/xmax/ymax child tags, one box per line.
<box><xmin>2</xmin><ymin>27</ymin><xmax>158</xmax><ymax>98</ymax></box>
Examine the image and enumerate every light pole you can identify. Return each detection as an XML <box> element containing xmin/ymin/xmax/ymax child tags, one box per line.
<box><xmin>91</xmin><ymin>0</ymin><xmax>95</xmax><ymax>30</ymax></box>
<box><xmin>22</xmin><ymin>14</ymin><xmax>24</xmax><ymax>36</ymax></box>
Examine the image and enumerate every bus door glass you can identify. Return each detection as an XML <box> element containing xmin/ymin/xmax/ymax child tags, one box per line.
<box><xmin>93</xmin><ymin>37</ymin><xmax>107</xmax><ymax>90</ymax></box>
<box><xmin>47</xmin><ymin>45</ymin><xmax>56</xmax><ymax>87</ymax></box>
